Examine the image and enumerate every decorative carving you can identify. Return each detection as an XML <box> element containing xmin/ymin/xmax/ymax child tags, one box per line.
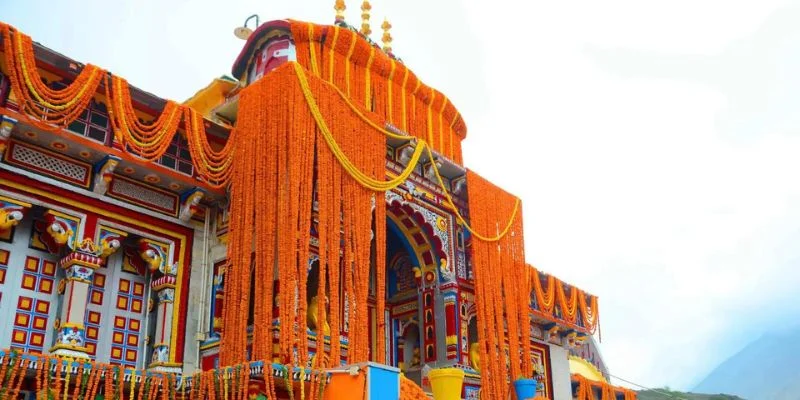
<box><xmin>423</xmin><ymin>158</ymin><xmax>442</xmax><ymax>182</ymax></box>
<box><xmin>58</xmin><ymin>239</ymin><xmax>105</xmax><ymax>280</ymax></box>
<box><xmin>397</xmin><ymin>145</ymin><xmax>415</xmax><ymax>166</ymax></box>
<box><xmin>150</xmin><ymin>344</ymin><xmax>170</xmax><ymax>364</ymax></box>
<box><xmin>156</xmin><ymin>287</ymin><xmax>175</xmax><ymax>303</ymax></box>
<box><xmin>179</xmin><ymin>188</ymin><xmax>205</xmax><ymax>222</ymax></box>
<box><xmin>98</xmin><ymin>228</ymin><xmax>126</xmax><ymax>258</ymax></box>
<box><xmin>128</xmin><ymin>239</ymin><xmax>177</xmax><ymax>276</ymax></box>
<box><xmin>92</xmin><ymin>155</ymin><xmax>120</xmax><ymax>195</ymax></box>
<box><xmin>53</xmin><ymin>323</ymin><xmax>86</xmax><ymax>349</ymax></box>
<box><xmin>452</xmin><ymin>176</ymin><xmax>466</xmax><ymax>196</ymax></box>
<box><xmin>0</xmin><ymin>196</ymin><xmax>30</xmax><ymax>232</ymax></box>
<box><xmin>34</xmin><ymin>211</ymin><xmax>78</xmax><ymax>253</ymax></box>
<box><xmin>0</xmin><ymin>116</ymin><xmax>16</xmax><ymax>156</ymax></box>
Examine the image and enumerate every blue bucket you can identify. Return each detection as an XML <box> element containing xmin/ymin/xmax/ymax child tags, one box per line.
<box><xmin>513</xmin><ymin>378</ymin><xmax>538</xmax><ymax>400</ymax></box>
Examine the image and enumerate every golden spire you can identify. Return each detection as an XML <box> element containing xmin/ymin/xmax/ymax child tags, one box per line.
<box><xmin>360</xmin><ymin>0</ymin><xmax>372</xmax><ymax>36</ymax></box>
<box><xmin>381</xmin><ymin>18</ymin><xmax>393</xmax><ymax>53</ymax></box>
<box><xmin>334</xmin><ymin>0</ymin><xmax>346</xmax><ymax>23</ymax></box>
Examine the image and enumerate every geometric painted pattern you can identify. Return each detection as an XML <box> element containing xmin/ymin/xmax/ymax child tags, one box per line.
<box><xmin>110</xmin><ymin>314</ymin><xmax>141</xmax><ymax>368</ymax></box>
<box><xmin>0</xmin><ymin>249</ymin><xmax>8</xmax><ymax>306</ymax></box>
<box><xmin>0</xmin><ymin>217</ymin><xmax>60</xmax><ymax>356</ymax></box>
<box><xmin>11</xmin><ymin>296</ymin><xmax>49</xmax><ymax>353</ymax></box>
<box><xmin>110</xmin><ymin>275</ymin><xmax>145</xmax><ymax>368</ymax></box>
<box><xmin>11</xmin><ymin>256</ymin><xmax>56</xmax><ymax>353</ymax></box>
<box><xmin>22</xmin><ymin>256</ymin><xmax>56</xmax><ymax>295</ymax></box>
<box><xmin>84</xmin><ymin>271</ymin><xmax>108</xmax><ymax>356</ymax></box>
<box><xmin>85</xmin><ymin>252</ymin><xmax>147</xmax><ymax>368</ymax></box>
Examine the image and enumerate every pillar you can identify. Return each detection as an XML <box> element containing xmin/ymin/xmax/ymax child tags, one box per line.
<box><xmin>148</xmin><ymin>275</ymin><xmax>181</xmax><ymax>373</ymax></box>
<box><xmin>50</xmin><ymin>246</ymin><xmax>104</xmax><ymax>359</ymax></box>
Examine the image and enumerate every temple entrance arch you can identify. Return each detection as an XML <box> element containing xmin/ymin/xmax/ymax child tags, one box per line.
<box><xmin>382</xmin><ymin>201</ymin><xmax>447</xmax><ymax>379</ymax></box>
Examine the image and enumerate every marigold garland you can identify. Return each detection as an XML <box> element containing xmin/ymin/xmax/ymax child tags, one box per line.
<box><xmin>465</xmin><ymin>171</ymin><xmax>531</xmax><ymax>399</ymax></box>
<box><xmin>572</xmin><ymin>374</ymin><xmax>637</xmax><ymax>400</ymax></box>
<box><xmin>0</xmin><ymin>22</ymin><xmax>235</xmax><ymax>188</ymax></box>
<box><xmin>399</xmin><ymin>375</ymin><xmax>428</xmax><ymax>400</ymax></box>
<box><xmin>530</xmin><ymin>265</ymin><xmax>600</xmax><ymax>333</ymax></box>
<box><xmin>0</xmin><ymin>19</ymin><xmax>606</xmax><ymax>397</ymax></box>
<box><xmin>289</xmin><ymin>21</ymin><xmax>467</xmax><ymax>164</ymax></box>
<box><xmin>71</xmin><ymin>363</ymin><xmax>84</xmax><ymax>400</ymax></box>
<box><xmin>1</xmin><ymin>23</ymin><xmax>103</xmax><ymax>133</ymax></box>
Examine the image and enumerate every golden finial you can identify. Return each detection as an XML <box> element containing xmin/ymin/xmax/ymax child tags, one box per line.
<box><xmin>381</xmin><ymin>18</ymin><xmax>393</xmax><ymax>53</ymax></box>
<box><xmin>360</xmin><ymin>0</ymin><xmax>372</xmax><ymax>36</ymax></box>
<box><xmin>335</xmin><ymin>0</ymin><xmax>346</xmax><ymax>23</ymax></box>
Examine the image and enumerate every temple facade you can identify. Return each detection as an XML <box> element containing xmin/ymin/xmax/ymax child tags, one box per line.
<box><xmin>0</xmin><ymin>8</ymin><xmax>635</xmax><ymax>400</ymax></box>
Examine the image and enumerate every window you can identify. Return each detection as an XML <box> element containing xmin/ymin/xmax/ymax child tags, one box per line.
<box><xmin>66</xmin><ymin>101</ymin><xmax>111</xmax><ymax>144</ymax></box>
<box><xmin>43</xmin><ymin>81</ymin><xmax>111</xmax><ymax>145</ymax></box>
<box><xmin>157</xmin><ymin>134</ymin><xmax>194</xmax><ymax>176</ymax></box>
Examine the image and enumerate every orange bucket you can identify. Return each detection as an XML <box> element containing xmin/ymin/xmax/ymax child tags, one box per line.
<box><xmin>323</xmin><ymin>370</ymin><xmax>367</xmax><ymax>400</ymax></box>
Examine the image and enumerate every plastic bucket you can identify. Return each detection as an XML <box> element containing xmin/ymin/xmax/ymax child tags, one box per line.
<box><xmin>428</xmin><ymin>368</ymin><xmax>465</xmax><ymax>400</ymax></box>
<box><xmin>323</xmin><ymin>372</ymin><xmax>366</xmax><ymax>400</ymax></box>
<box><xmin>512</xmin><ymin>379</ymin><xmax>538</xmax><ymax>400</ymax></box>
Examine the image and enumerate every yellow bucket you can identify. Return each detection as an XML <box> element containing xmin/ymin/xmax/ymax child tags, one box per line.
<box><xmin>428</xmin><ymin>368</ymin><xmax>465</xmax><ymax>400</ymax></box>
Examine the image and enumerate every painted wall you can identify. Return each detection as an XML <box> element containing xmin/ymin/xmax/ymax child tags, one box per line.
<box><xmin>548</xmin><ymin>343</ymin><xmax>573</xmax><ymax>400</ymax></box>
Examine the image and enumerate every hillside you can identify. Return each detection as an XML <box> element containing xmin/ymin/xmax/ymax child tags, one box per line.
<box><xmin>637</xmin><ymin>389</ymin><xmax>744</xmax><ymax>400</ymax></box>
<box><xmin>692</xmin><ymin>329</ymin><xmax>800</xmax><ymax>399</ymax></box>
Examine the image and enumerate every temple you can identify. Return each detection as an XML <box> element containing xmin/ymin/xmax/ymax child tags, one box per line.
<box><xmin>0</xmin><ymin>4</ymin><xmax>635</xmax><ymax>400</ymax></box>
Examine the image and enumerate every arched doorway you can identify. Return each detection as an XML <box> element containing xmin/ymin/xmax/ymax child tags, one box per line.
<box><xmin>381</xmin><ymin>202</ymin><xmax>445</xmax><ymax>381</ymax></box>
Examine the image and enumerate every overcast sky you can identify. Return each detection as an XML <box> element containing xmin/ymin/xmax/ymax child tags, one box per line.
<box><xmin>4</xmin><ymin>0</ymin><xmax>800</xmax><ymax>391</ymax></box>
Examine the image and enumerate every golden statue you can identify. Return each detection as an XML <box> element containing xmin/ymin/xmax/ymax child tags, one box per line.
<box><xmin>307</xmin><ymin>295</ymin><xmax>331</xmax><ymax>336</ymax></box>
<box><xmin>469</xmin><ymin>342</ymin><xmax>481</xmax><ymax>372</ymax></box>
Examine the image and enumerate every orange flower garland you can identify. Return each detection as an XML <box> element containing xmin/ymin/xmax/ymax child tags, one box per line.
<box><xmin>8</xmin><ymin>357</ymin><xmax>29</xmax><ymax>400</ymax></box>
<box><xmin>465</xmin><ymin>171</ymin><xmax>532</xmax><ymax>399</ymax></box>
<box><xmin>399</xmin><ymin>375</ymin><xmax>428</xmax><ymax>400</ymax></box>
<box><xmin>289</xmin><ymin>21</ymin><xmax>466</xmax><ymax>164</ymax></box>
<box><xmin>219</xmin><ymin>61</ymin><xmax>392</xmax><ymax>368</ymax></box>
<box><xmin>557</xmin><ymin>280</ymin><xmax>579</xmax><ymax>324</ymax></box>
<box><xmin>1</xmin><ymin>24</ymin><xmax>104</xmax><ymax>131</ymax></box>
<box><xmin>184</xmin><ymin>107</ymin><xmax>236</xmax><ymax>188</ymax></box>
<box><xmin>572</xmin><ymin>374</ymin><xmax>637</xmax><ymax>400</ymax></box>
<box><xmin>530</xmin><ymin>265</ymin><xmax>600</xmax><ymax>333</ymax></box>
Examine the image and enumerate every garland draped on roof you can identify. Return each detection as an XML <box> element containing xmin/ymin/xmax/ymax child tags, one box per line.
<box><xmin>1</xmin><ymin>21</ymin><xmax>601</xmax><ymax>393</ymax></box>
<box><xmin>531</xmin><ymin>265</ymin><xmax>600</xmax><ymax>333</ymax></box>
<box><xmin>290</xmin><ymin>21</ymin><xmax>467</xmax><ymax>164</ymax></box>
<box><xmin>0</xmin><ymin>23</ymin><xmax>234</xmax><ymax>188</ymax></box>
<box><xmin>573</xmin><ymin>374</ymin><xmax>638</xmax><ymax>400</ymax></box>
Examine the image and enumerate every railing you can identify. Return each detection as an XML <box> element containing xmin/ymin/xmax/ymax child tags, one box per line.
<box><xmin>0</xmin><ymin>350</ymin><xmax>331</xmax><ymax>388</ymax></box>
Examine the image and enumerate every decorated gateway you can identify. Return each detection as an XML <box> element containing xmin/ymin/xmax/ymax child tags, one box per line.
<box><xmin>0</xmin><ymin>3</ymin><xmax>635</xmax><ymax>400</ymax></box>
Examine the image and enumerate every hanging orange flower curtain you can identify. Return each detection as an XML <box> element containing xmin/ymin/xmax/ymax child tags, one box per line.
<box><xmin>1</xmin><ymin>20</ymin><xmax>599</xmax><ymax>393</ymax></box>
<box><xmin>465</xmin><ymin>171</ymin><xmax>532</xmax><ymax>400</ymax></box>
<box><xmin>220</xmin><ymin>62</ymin><xmax>390</xmax><ymax>367</ymax></box>
<box><xmin>289</xmin><ymin>21</ymin><xmax>467</xmax><ymax>165</ymax></box>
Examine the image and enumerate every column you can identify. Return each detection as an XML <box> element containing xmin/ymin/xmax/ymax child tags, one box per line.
<box><xmin>148</xmin><ymin>275</ymin><xmax>181</xmax><ymax>373</ymax></box>
<box><xmin>50</xmin><ymin>245</ymin><xmax>104</xmax><ymax>359</ymax></box>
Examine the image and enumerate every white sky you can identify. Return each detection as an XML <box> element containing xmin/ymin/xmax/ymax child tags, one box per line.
<box><xmin>3</xmin><ymin>0</ymin><xmax>800</xmax><ymax>391</ymax></box>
